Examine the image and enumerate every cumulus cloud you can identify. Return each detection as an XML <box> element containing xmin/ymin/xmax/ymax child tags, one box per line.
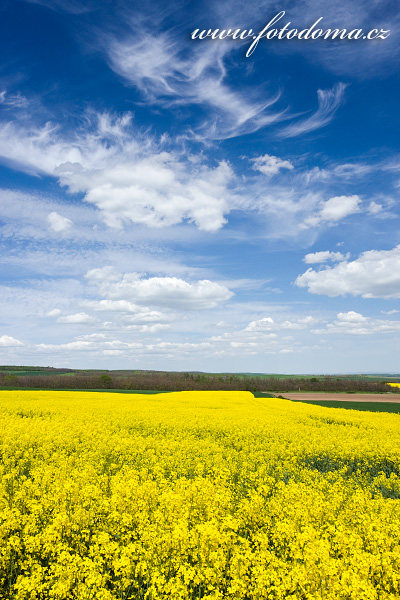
<box><xmin>250</xmin><ymin>154</ymin><xmax>294</xmax><ymax>177</ymax></box>
<box><xmin>209</xmin><ymin>315</ymin><xmax>319</xmax><ymax>355</ymax></box>
<box><xmin>81</xmin><ymin>299</ymin><xmax>174</xmax><ymax>326</ymax></box>
<box><xmin>79</xmin><ymin>156</ymin><xmax>234</xmax><ymax>232</ymax></box>
<box><xmin>245</xmin><ymin>315</ymin><xmax>319</xmax><ymax>332</ymax></box>
<box><xmin>0</xmin><ymin>335</ymin><xmax>24</xmax><ymax>347</ymax></box>
<box><xmin>300</xmin><ymin>195</ymin><xmax>361</xmax><ymax>229</ymax></box>
<box><xmin>0</xmin><ymin>115</ymin><xmax>236</xmax><ymax>232</ymax></box>
<box><xmin>47</xmin><ymin>211</ymin><xmax>73</xmax><ymax>232</ymax></box>
<box><xmin>296</xmin><ymin>245</ymin><xmax>400</xmax><ymax>298</ymax></box>
<box><xmin>85</xmin><ymin>267</ymin><xmax>234</xmax><ymax>310</ymax></box>
<box><xmin>303</xmin><ymin>251</ymin><xmax>349</xmax><ymax>264</ymax></box>
<box><xmin>207</xmin><ymin>313</ymin><xmax>320</xmax><ymax>356</ymax></box>
<box><xmin>280</xmin><ymin>83</ymin><xmax>347</xmax><ymax>138</ymax></box>
<box><xmin>336</xmin><ymin>311</ymin><xmax>367</xmax><ymax>323</ymax></box>
<box><xmin>313</xmin><ymin>311</ymin><xmax>400</xmax><ymax>335</ymax></box>
<box><xmin>35</xmin><ymin>335</ymin><xmax>214</xmax><ymax>358</ymax></box>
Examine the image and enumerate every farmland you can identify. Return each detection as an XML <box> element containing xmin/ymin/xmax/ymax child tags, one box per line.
<box><xmin>274</xmin><ymin>393</ymin><xmax>400</xmax><ymax>415</ymax></box>
<box><xmin>1</xmin><ymin>366</ymin><xmax>399</xmax><ymax>395</ymax></box>
<box><xmin>1</xmin><ymin>389</ymin><xmax>399</xmax><ymax>599</ymax></box>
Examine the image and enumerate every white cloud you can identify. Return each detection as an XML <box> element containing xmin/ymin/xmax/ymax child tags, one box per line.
<box><xmin>0</xmin><ymin>335</ymin><xmax>24</xmax><ymax>347</ymax></box>
<box><xmin>107</xmin><ymin>32</ymin><xmax>284</xmax><ymax>140</ymax></box>
<box><xmin>303</xmin><ymin>251</ymin><xmax>349</xmax><ymax>264</ymax></box>
<box><xmin>0</xmin><ymin>120</ymin><xmax>100</xmax><ymax>176</ymax></box>
<box><xmin>140</xmin><ymin>323</ymin><xmax>170</xmax><ymax>333</ymax></box>
<box><xmin>209</xmin><ymin>319</ymin><xmax>300</xmax><ymax>355</ymax></box>
<box><xmin>319</xmin><ymin>196</ymin><xmax>360</xmax><ymax>221</ymax></box>
<box><xmin>83</xmin><ymin>266</ymin><xmax>121</xmax><ymax>283</ymax></box>
<box><xmin>296</xmin><ymin>245</ymin><xmax>400</xmax><ymax>298</ymax></box>
<box><xmin>0</xmin><ymin>115</ymin><xmax>236</xmax><ymax>233</ymax></box>
<box><xmin>313</xmin><ymin>311</ymin><xmax>400</xmax><ymax>336</ymax></box>
<box><xmin>22</xmin><ymin>0</ymin><xmax>94</xmax><ymax>13</ymax></box>
<box><xmin>0</xmin><ymin>107</ymin><xmax>393</xmax><ymax>242</ymax></box>
<box><xmin>304</xmin><ymin>163</ymin><xmax>373</xmax><ymax>184</ymax></box>
<box><xmin>303</xmin><ymin>161</ymin><xmax>394</xmax><ymax>185</ymax></box>
<box><xmin>47</xmin><ymin>211</ymin><xmax>73</xmax><ymax>232</ymax></box>
<box><xmin>245</xmin><ymin>315</ymin><xmax>319</xmax><ymax>332</ymax></box>
<box><xmin>211</xmin><ymin>0</ymin><xmax>398</xmax><ymax>79</ymax></box>
<box><xmin>22</xmin><ymin>0</ymin><xmax>399</xmax><ymax>82</ymax></box>
<box><xmin>0</xmin><ymin>90</ymin><xmax>29</xmax><ymax>109</ymax></box>
<box><xmin>81</xmin><ymin>299</ymin><xmax>173</xmax><ymax>326</ymax></box>
<box><xmin>333</xmin><ymin>163</ymin><xmax>373</xmax><ymax>179</ymax></box>
<box><xmin>300</xmin><ymin>195</ymin><xmax>361</xmax><ymax>229</ymax></box>
<box><xmin>336</xmin><ymin>311</ymin><xmax>367</xmax><ymax>323</ymax></box>
<box><xmin>250</xmin><ymin>154</ymin><xmax>294</xmax><ymax>177</ymax></box>
<box><xmin>57</xmin><ymin>312</ymin><xmax>97</xmax><ymax>323</ymax></box>
<box><xmin>368</xmin><ymin>201</ymin><xmax>383</xmax><ymax>215</ymax></box>
<box><xmin>85</xmin><ymin>267</ymin><xmax>234</xmax><ymax>310</ymax></box>
<box><xmin>215</xmin><ymin>320</ymin><xmax>231</xmax><ymax>329</ymax></box>
<box><xmin>37</xmin><ymin>340</ymin><xmax>94</xmax><ymax>351</ymax></box>
<box><xmin>79</xmin><ymin>156</ymin><xmax>233</xmax><ymax>232</ymax></box>
<box><xmin>35</xmin><ymin>335</ymin><xmax>216</xmax><ymax>358</ymax></box>
<box><xmin>47</xmin><ymin>308</ymin><xmax>62</xmax><ymax>317</ymax></box>
<box><xmin>280</xmin><ymin>83</ymin><xmax>347</xmax><ymax>138</ymax></box>
<box><xmin>206</xmin><ymin>313</ymin><xmax>321</xmax><ymax>357</ymax></box>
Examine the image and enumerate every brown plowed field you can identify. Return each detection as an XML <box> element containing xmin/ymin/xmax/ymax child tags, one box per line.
<box><xmin>274</xmin><ymin>393</ymin><xmax>400</xmax><ymax>403</ymax></box>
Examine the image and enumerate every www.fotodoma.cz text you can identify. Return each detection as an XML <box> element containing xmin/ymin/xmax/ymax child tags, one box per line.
<box><xmin>191</xmin><ymin>11</ymin><xmax>391</xmax><ymax>57</ymax></box>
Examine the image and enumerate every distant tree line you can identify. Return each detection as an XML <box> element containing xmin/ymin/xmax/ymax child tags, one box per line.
<box><xmin>0</xmin><ymin>370</ymin><xmax>399</xmax><ymax>393</ymax></box>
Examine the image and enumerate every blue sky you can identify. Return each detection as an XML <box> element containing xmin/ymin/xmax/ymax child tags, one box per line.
<box><xmin>0</xmin><ymin>0</ymin><xmax>399</xmax><ymax>373</ymax></box>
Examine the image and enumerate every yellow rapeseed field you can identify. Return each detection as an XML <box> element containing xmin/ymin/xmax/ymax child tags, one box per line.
<box><xmin>388</xmin><ymin>383</ymin><xmax>400</xmax><ymax>389</ymax></box>
<box><xmin>0</xmin><ymin>390</ymin><xmax>399</xmax><ymax>600</ymax></box>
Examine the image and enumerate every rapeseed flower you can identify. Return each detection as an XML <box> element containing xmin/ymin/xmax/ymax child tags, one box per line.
<box><xmin>0</xmin><ymin>390</ymin><xmax>399</xmax><ymax>599</ymax></box>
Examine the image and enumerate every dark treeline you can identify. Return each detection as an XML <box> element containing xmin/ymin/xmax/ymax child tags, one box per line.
<box><xmin>0</xmin><ymin>366</ymin><xmax>73</xmax><ymax>373</ymax></box>
<box><xmin>0</xmin><ymin>371</ymin><xmax>399</xmax><ymax>393</ymax></box>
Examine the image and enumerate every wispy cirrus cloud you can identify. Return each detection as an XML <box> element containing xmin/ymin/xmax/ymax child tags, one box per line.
<box><xmin>211</xmin><ymin>0</ymin><xmax>398</xmax><ymax>79</ymax></box>
<box><xmin>279</xmin><ymin>83</ymin><xmax>347</xmax><ymax>138</ymax></box>
<box><xmin>22</xmin><ymin>0</ymin><xmax>96</xmax><ymax>13</ymax></box>
<box><xmin>304</xmin><ymin>162</ymin><xmax>374</xmax><ymax>184</ymax></box>
<box><xmin>21</xmin><ymin>0</ymin><xmax>399</xmax><ymax>80</ymax></box>
<box><xmin>0</xmin><ymin>113</ymin><xmax>140</xmax><ymax>176</ymax></box>
<box><xmin>0</xmin><ymin>90</ymin><xmax>29</xmax><ymax>109</ymax></box>
<box><xmin>107</xmin><ymin>32</ymin><xmax>285</xmax><ymax>140</ymax></box>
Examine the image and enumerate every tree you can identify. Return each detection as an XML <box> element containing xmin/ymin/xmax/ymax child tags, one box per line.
<box><xmin>99</xmin><ymin>374</ymin><xmax>113</xmax><ymax>389</ymax></box>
